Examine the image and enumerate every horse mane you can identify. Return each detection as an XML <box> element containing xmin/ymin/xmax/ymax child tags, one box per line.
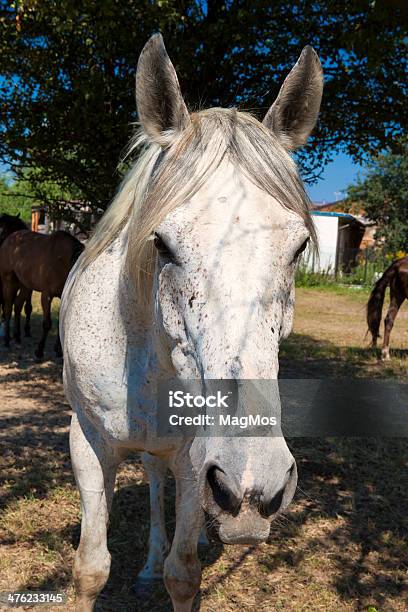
<box><xmin>80</xmin><ymin>108</ymin><xmax>316</xmax><ymax>302</ymax></box>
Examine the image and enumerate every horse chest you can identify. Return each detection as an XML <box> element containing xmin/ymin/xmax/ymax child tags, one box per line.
<box><xmin>62</xmin><ymin>235</ymin><xmax>162</xmax><ymax>448</ymax></box>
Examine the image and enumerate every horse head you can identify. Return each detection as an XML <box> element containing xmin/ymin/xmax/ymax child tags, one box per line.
<box><xmin>0</xmin><ymin>212</ymin><xmax>27</xmax><ymax>245</ymax></box>
<box><xmin>132</xmin><ymin>35</ymin><xmax>323</xmax><ymax>545</ymax></box>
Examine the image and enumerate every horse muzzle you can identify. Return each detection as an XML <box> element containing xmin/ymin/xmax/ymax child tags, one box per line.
<box><xmin>201</xmin><ymin>462</ymin><xmax>298</xmax><ymax>545</ymax></box>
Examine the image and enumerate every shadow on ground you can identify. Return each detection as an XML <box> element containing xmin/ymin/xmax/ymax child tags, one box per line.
<box><xmin>0</xmin><ymin>306</ymin><xmax>61</xmax><ymax>366</ymax></box>
<box><xmin>0</xmin><ymin>327</ymin><xmax>407</xmax><ymax>610</ymax></box>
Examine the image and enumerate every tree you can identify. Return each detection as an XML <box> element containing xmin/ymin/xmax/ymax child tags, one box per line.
<box><xmin>347</xmin><ymin>141</ymin><xmax>408</xmax><ymax>254</ymax></box>
<box><xmin>0</xmin><ymin>169</ymin><xmax>80</xmax><ymax>226</ymax></box>
<box><xmin>0</xmin><ymin>0</ymin><xmax>406</xmax><ymax>219</ymax></box>
<box><xmin>0</xmin><ymin>175</ymin><xmax>33</xmax><ymax>221</ymax></box>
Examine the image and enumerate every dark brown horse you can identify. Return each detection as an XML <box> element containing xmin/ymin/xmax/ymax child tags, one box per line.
<box><xmin>0</xmin><ymin>213</ymin><xmax>33</xmax><ymax>339</ymax></box>
<box><xmin>0</xmin><ymin>221</ymin><xmax>84</xmax><ymax>359</ymax></box>
<box><xmin>367</xmin><ymin>255</ymin><xmax>408</xmax><ymax>359</ymax></box>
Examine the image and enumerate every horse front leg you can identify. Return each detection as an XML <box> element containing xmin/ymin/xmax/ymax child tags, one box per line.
<box><xmin>35</xmin><ymin>291</ymin><xmax>52</xmax><ymax>360</ymax></box>
<box><xmin>70</xmin><ymin>413</ymin><xmax>122</xmax><ymax>611</ymax></box>
<box><xmin>23</xmin><ymin>290</ymin><xmax>33</xmax><ymax>337</ymax></box>
<box><xmin>1</xmin><ymin>272</ymin><xmax>18</xmax><ymax>348</ymax></box>
<box><xmin>13</xmin><ymin>287</ymin><xmax>28</xmax><ymax>344</ymax></box>
<box><xmin>137</xmin><ymin>453</ymin><xmax>170</xmax><ymax>583</ymax></box>
<box><xmin>164</xmin><ymin>453</ymin><xmax>203</xmax><ymax>612</ymax></box>
<box><xmin>53</xmin><ymin>315</ymin><xmax>63</xmax><ymax>358</ymax></box>
<box><xmin>381</xmin><ymin>292</ymin><xmax>404</xmax><ymax>360</ymax></box>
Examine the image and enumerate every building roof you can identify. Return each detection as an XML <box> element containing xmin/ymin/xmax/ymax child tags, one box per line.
<box><xmin>311</xmin><ymin>210</ymin><xmax>367</xmax><ymax>227</ymax></box>
<box><xmin>311</xmin><ymin>210</ymin><xmax>356</xmax><ymax>220</ymax></box>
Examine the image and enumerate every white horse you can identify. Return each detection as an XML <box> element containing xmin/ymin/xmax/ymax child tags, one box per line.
<box><xmin>61</xmin><ymin>34</ymin><xmax>323</xmax><ymax>611</ymax></box>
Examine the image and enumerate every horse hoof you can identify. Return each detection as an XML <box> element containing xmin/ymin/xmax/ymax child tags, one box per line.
<box><xmin>34</xmin><ymin>352</ymin><xmax>44</xmax><ymax>362</ymax></box>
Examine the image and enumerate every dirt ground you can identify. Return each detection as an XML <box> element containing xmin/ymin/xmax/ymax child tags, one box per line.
<box><xmin>0</xmin><ymin>288</ymin><xmax>407</xmax><ymax>611</ymax></box>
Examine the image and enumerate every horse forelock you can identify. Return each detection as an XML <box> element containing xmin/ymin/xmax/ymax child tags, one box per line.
<box><xmin>81</xmin><ymin>108</ymin><xmax>315</xmax><ymax>304</ymax></box>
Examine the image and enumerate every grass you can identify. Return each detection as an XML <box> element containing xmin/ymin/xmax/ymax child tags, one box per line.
<box><xmin>0</xmin><ymin>288</ymin><xmax>407</xmax><ymax>610</ymax></box>
<box><xmin>280</xmin><ymin>286</ymin><xmax>408</xmax><ymax>379</ymax></box>
<box><xmin>296</xmin><ymin>282</ymin><xmax>371</xmax><ymax>298</ymax></box>
<box><xmin>295</xmin><ymin>252</ymin><xmax>389</xmax><ymax>290</ymax></box>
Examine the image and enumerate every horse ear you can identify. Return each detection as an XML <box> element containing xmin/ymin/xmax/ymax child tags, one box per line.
<box><xmin>136</xmin><ymin>33</ymin><xmax>190</xmax><ymax>142</ymax></box>
<box><xmin>263</xmin><ymin>46</ymin><xmax>323</xmax><ymax>150</ymax></box>
<box><xmin>16</xmin><ymin>212</ymin><xmax>20</xmax><ymax>218</ymax></box>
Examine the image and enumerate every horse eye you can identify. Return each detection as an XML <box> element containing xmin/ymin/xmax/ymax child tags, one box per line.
<box><xmin>293</xmin><ymin>238</ymin><xmax>310</xmax><ymax>263</ymax></box>
<box><xmin>153</xmin><ymin>232</ymin><xmax>174</xmax><ymax>260</ymax></box>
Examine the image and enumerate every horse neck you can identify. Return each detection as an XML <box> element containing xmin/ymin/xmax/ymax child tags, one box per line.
<box><xmin>9</xmin><ymin>221</ymin><xmax>27</xmax><ymax>236</ymax></box>
<box><xmin>0</xmin><ymin>224</ymin><xmax>24</xmax><ymax>245</ymax></box>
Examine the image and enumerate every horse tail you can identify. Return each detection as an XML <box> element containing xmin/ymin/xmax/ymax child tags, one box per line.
<box><xmin>367</xmin><ymin>261</ymin><xmax>396</xmax><ymax>345</ymax></box>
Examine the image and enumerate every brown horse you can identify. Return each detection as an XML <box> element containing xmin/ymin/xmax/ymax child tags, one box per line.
<box><xmin>0</xmin><ymin>213</ymin><xmax>33</xmax><ymax>339</ymax></box>
<box><xmin>367</xmin><ymin>255</ymin><xmax>408</xmax><ymax>359</ymax></box>
<box><xmin>0</xmin><ymin>223</ymin><xmax>84</xmax><ymax>359</ymax></box>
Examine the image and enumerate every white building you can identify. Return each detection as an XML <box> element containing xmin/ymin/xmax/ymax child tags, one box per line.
<box><xmin>304</xmin><ymin>211</ymin><xmax>365</xmax><ymax>274</ymax></box>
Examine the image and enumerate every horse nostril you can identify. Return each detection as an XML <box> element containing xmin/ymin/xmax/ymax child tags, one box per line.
<box><xmin>206</xmin><ymin>466</ymin><xmax>242</xmax><ymax>515</ymax></box>
<box><xmin>261</xmin><ymin>463</ymin><xmax>297</xmax><ymax>518</ymax></box>
<box><xmin>262</xmin><ymin>487</ymin><xmax>285</xmax><ymax>517</ymax></box>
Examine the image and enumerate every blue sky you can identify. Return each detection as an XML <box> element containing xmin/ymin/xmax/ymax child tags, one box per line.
<box><xmin>306</xmin><ymin>152</ymin><xmax>363</xmax><ymax>204</ymax></box>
